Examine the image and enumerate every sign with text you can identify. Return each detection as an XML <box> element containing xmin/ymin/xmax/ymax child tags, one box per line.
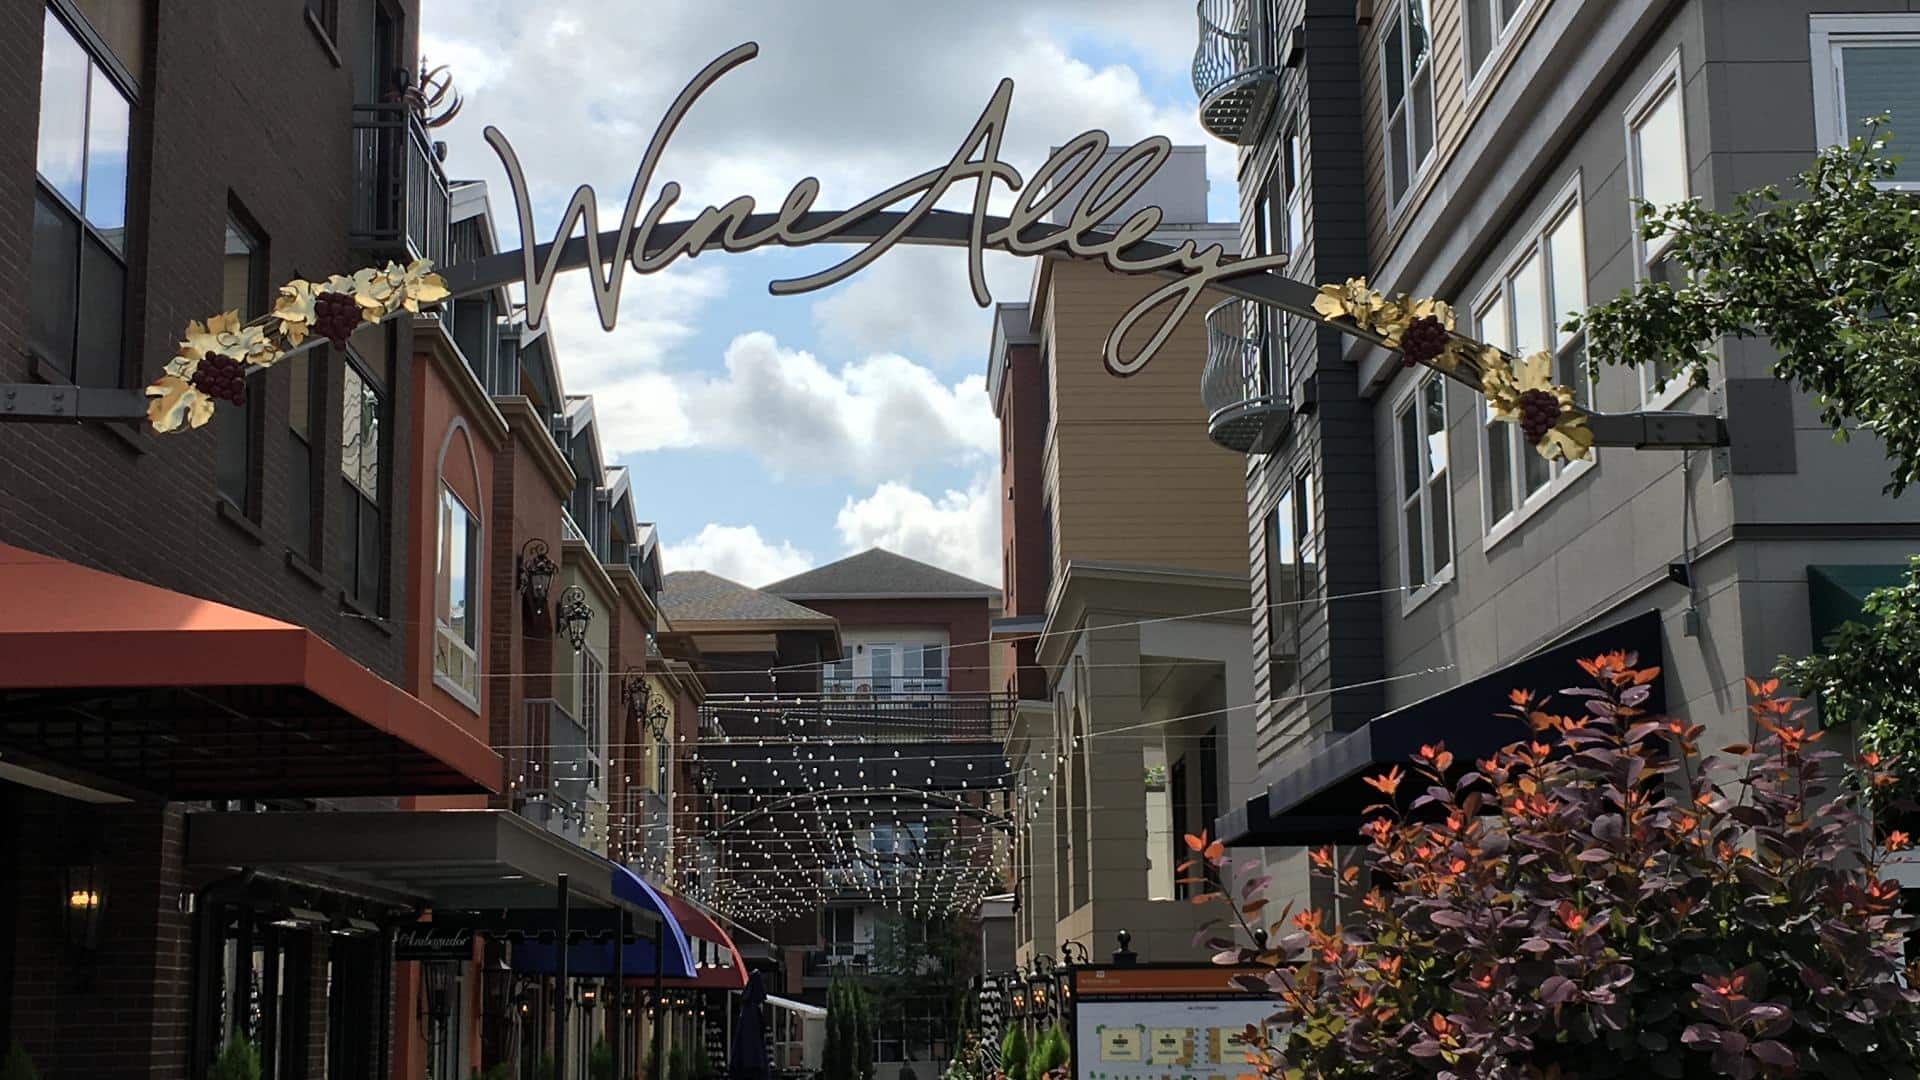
<box><xmin>395</xmin><ymin>925</ymin><xmax>475</xmax><ymax>963</ymax></box>
<box><xmin>1068</xmin><ymin>967</ymin><xmax>1275</xmax><ymax>1080</ymax></box>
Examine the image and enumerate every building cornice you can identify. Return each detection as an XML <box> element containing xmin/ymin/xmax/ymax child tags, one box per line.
<box><xmin>1035</xmin><ymin>560</ymin><xmax>1251</xmax><ymax>674</ymax></box>
<box><xmin>414</xmin><ymin>316</ymin><xmax>511</xmax><ymax>449</ymax></box>
<box><xmin>494</xmin><ymin>395</ymin><xmax>576</xmax><ymax>500</ymax></box>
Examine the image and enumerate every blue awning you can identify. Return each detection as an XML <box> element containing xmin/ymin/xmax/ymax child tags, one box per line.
<box><xmin>510</xmin><ymin>862</ymin><xmax>696</xmax><ymax>979</ymax></box>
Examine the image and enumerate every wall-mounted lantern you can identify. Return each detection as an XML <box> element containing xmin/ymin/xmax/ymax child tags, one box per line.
<box><xmin>555</xmin><ymin>585</ymin><xmax>593</xmax><ymax>651</ymax></box>
<box><xmin>64</xmin><ymin>861</ymin><xmax>105</xmax><ymax>950</ymax></box>
<box><xmin>621</xmin><ymin>669</ymin><xmax>671</xmax><ymax>741</ymax></box>
<box><xmin>517</xmin><ymin>539</ymin><xmax>558</xmax><ymax>621</ymax></box>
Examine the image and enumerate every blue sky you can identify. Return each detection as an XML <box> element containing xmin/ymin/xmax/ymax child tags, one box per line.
<box><xmin>423</xmin><ymin>1</ymin><xmax>1235</xmax><ymax>585</ymax></box>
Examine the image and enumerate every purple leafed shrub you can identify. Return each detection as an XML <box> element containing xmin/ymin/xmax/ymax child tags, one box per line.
<box><xmin>1184</xmin><ymin>656</ymin><xmax>1920</xmax><ymax>1079</ymax></box>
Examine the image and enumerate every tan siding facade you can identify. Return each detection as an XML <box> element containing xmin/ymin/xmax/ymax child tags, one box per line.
<box><xmin>1038</xmin><ymin>261</ymin><xmax>1251</xmax><ymax>579</ymax></box>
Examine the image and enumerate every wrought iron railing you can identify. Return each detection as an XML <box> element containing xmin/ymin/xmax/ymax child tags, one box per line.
<box><xmin>1191</xmin><ymin>0</ymin><xmax>1282</xmax><ymax>143</ymax></box>
<box><xmin>350</xmin><ymin>103</ymin><xmax>450</xmax><ymax>266</ymax></box>
<box><xmin>1202</xmin><ymin>298</ymin><xmax>1292</xmax><ymax>453</ymax></box>
<box><xmin>699</xmin><ymin>691</ymin><xmax>1014</xmax><ymax>743</ymax></box>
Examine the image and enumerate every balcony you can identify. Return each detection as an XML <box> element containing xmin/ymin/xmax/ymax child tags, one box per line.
<box><xmin>518</xmin><ymin>697</ymin><xmax>599</xmax><ymax>845</ymax></box>
<box><xmin>350</xmin><ymin>103</ymin><xmax>450</xmax><ymax>266</ymax></box>
<box><xmin>1202</xmin><ymin>298</ymin><xmax>1292</xmax><ymax>454</ymax></box>
<box><xmin>1192</xmin><ymin>0</ymin><xmax>1283</xmax><ymax>144</ymax></box>
<box><xmin>700</xmin><ymin>691</ymin><xmax>1014</xmax><ymax>744</ymax></box>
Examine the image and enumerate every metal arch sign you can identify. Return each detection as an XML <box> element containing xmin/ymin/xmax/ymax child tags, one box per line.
<box><xmin>443</xmin><ymin>41</ymin><xmax>1295</xmax><ymax>379</ymax></box>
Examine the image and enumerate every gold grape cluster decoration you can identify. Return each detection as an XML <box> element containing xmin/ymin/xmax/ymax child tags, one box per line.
<box><xmin>145</xmin><ymin>258</ymin><xmax>449</xmax><ymax>433</ymax></box>
<box><xmin>1312</xmin><ymin>277</ymin><xmax>1592</xmax><ymax>462</ymax></box>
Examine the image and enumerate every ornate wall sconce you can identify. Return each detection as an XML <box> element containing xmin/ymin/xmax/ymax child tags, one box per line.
<box><xmin>555</xmin><ymin>585</ymin><xmax>593</xmax><ymax>651</ymax></box>
<box><xmin>64</xmin><ymin>861</ymin><xmax>105</xmax><ymax>950</ymax></box>
<box><xmin>517</xmin><ymin>539</ymin><xmax>558</xmax><ymax>622</ymax></box>
<box><xmin>621</xmin><ymin>669</ymin><xmax>671</xmax><ymax>741</ymax></box>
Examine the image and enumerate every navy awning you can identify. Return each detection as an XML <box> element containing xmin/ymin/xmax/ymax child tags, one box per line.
<box><xmin>509</xmin><ymin>863</ymin><xmax>695</xmax><ymax>979</ymax></box>
<box><xmin>1220</xmin><ymin>608</ymin><xmax>1667</xmax><ymax>847</ymax></box>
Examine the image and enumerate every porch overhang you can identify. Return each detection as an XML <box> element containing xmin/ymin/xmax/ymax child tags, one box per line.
<box><xmin>0</xmin><ymin>543</ymin><xmax>498</xmax><ymax>798</ymax></box>
<box><xmin>1221</xmin><ymin>608</ymin><xmax>1667</xmax><ymax>847</ymax></box>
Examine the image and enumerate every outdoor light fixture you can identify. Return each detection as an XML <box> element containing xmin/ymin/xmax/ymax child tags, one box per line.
<box><xmin>517</xmin><ymin>538</ymin><xmax>558</xmax><ymax>620</ymax></box>
<box><xmin>63</xmin><ymin>862</ymin><xmax>105</xmax><ymax>950</ymax></box>
<box><xmin>622</xmin><ymin>669</ymin><xmax>672</xmax><ymax>741</ymax></box>
<box><xmin>423</xmin><ymin>962</ymin><xmax>455</xmax><ymax>1020</ymax></box>
<box><xmin>269</xmin><ymin>906</ymin><xmax>329</xmax><ymax>930</ymax></box>
<box><xmin>555</xmin><ymin>585</ymin><xmax>593</xmax><ymax>650</ymax></box>
<box><xmin>330</xmin><ymin>915</ymin><xmax>380</xmax><ymax>936</ymax></box>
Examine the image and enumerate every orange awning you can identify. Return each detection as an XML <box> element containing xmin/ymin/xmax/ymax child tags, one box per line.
<box><xmin>0</xmin><ymin>542</ymin><xmax>499</xmax><ymax>798</ymax></box>
<box><xmin>656</xmin><ymin>893</ymin><xmax>748</xmax><ymax>992</ymax></box>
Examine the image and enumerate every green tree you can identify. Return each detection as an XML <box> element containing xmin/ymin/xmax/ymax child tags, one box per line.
<box><xmin>1574</xmin><ymin>119</ymin><xmax>1920</xmax><ymax>493</ymax></box>
<box><xmin>531</xmin><ymin>1051</ymin><xmax>556</xmax><ymax>1080</ymax></box>
<box><xmin>207</xmin><ymin>1033</ymin><xmax>261</xmax><ymax>1080</ymax></box>
<box><xmin>1778</xmin><ymin>555</ymin><xmax>1920</xmax><ymax>811</ymax></box>
<box><xmin>1030</xmin><ymin>1024</ymin><xmax>1069</xmax><ymax>1077</ymax></box>
<box><xmin>588</xmin><ymin>1039</ymin><xmax>616</xmax><ymax>1080</ymax></box>
<box><xmin>1</xmin><ymin>1043</ymin><xmax>39</xmax><ymax>1080</ymax></box>
<box><xmin>999</xmin><ymin>1026</ymin><xmax>1030</xmax><ymax>1080</ymax></box>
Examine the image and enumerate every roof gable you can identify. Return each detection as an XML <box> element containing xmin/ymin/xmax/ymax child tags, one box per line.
<box><xmin>660</xmin><ymin>571</ymin><xmax>835</xmax><ymax>625</ymax></box>
<box><xmin>763</xmin><ymin>548</ymin><xmax>999</xmax><ymax>600</ymax></box>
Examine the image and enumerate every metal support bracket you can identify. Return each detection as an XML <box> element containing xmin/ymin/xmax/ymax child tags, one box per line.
<box><xmin>0</xmin><ymin>384</ymin><xmax>147</xmax><ymax>424</ymax></box>
<box><xmin>1584</xmin><ymin>410</ymin><xmax>1728</xmax><ymax>451</ymax></box>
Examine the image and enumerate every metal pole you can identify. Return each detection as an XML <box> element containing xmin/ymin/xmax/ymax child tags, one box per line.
<box><xmin>614</xmin><ymin>909</ymin><xmax>626</xmax><ymax>1080</ymax></box>
<box><xmin>557</xmin><ymin>873</ymin><xmax>571</xmax><ymax>1080</ymax></box>
<box><xmin>653</xmin><ymin>914</ymin><xmax>666</xmax><ymax>1079</ymax></box>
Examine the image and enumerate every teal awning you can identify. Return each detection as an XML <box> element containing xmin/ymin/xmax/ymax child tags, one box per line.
<box><xmin>1807</xmin><ymin>564</ymin><xmax>1910</xmax><ymax>646</ymax></box>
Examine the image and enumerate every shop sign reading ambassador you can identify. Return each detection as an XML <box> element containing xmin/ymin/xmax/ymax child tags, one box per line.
<box><xmin>454</xmin><ymin>41</ymin><xmax>1290</xmax><ymax>379</ymax></box>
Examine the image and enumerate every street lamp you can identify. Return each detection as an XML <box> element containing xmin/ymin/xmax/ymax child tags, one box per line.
<box><xmin>556</xmin><ymin>585</ymin><xmax>593</xmax><ymax>650</ymax></box>
<box><xmin>517</xmin><ymin>539</ymin><xmax>558</xmax><ymax>620</ymax></box>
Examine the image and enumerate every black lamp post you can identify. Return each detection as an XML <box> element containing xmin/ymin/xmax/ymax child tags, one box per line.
<box><xmin>1027</xmin><ymin>960</ymin><xmax>1052</xmax><ymax>1023</ymax></box>
<box><xmin>1112</xmin><ymin>929</ymin><xmax>1137</xmax><ymax>966</ymax></box>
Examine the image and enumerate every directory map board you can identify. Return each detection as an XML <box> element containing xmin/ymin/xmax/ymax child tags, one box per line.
<box><xmin>1068</xmin><ymin>966</ymin><xmax>1277</xmax><ymax>1080</ymax></box>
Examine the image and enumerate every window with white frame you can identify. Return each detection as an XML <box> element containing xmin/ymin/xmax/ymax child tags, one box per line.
<box><xmin>1464</xmin><ymin>0</ymin><xmax>1528</xmax><ymax>81</ymax></box>
<box><xmin>1394</xmin><ymin>374</ymin><xmax>1452</xmax><ymax>595</ymax></box>
<box><xmin>1625</xmin><ymin>50</ymin><xmax>1691</xmax><ymax>404</ymax></box>
<box><xmin>1265</xmin><ymin>485</ymin><xmax>1299</xmax><ymax>695</ymax></box>
<box><xmin>579</xmin><ymin>646</ymin><xmax>605</xmax><ymax>789</ymax></box>
<box><xmin>434</xmin><ymin>485</ymin><xmax>481</xmax><ymax>703</ymax></box>
<box><xmin>1473</xmin><ymin>187</ymin><xmax>1591</xmax><ymax>534</ymax></box>
<box><xmin>1381</xmin><ymin>0</ymin><xmax>1436</xmax><ymax>208</ymax></box>
<box><xmin>1250</xmin><ymin>158</ymin><xmax>1288</xmax><ymax>398</ymax></box>
<box><xmin>1811</xmin><ymin>15</ymin><xmax>1920</xmax><ymax>190</ymax></box>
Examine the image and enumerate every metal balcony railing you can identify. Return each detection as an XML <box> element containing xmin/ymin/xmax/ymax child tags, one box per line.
<box><xmin>1202</xmin><ymin>298</ymin><xmax>1292</xmax><ymax>454</ymax></box>
<box><xmin>1192</xmin><ymin>0</ymin><xmax>1283</xmax><ymax>144</ymax></box>
<box><xmin>521</xmin><ymin>697</ymin><xmax>600</xmax><ymax>841</ymax></box>
<box><xmin>699</xmin><ymin>691</ymin><xmax>1014</xmax><ymax>743</ymax></box>
<box><xmin>350</xmin><ymin>103</ymin><xmax>450</xmax><ymax>266</ymax></box>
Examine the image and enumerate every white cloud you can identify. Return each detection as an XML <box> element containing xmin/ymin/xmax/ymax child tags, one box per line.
<box><xmin>835</xmin><ymin>472</ymin><xmax>1001</xmax><ymax>586</ymax></box>
<box><xmin>677</xmin><ymin>332</ymin><xmax>997</xmax><ymax>483</ymax></box>
<box><xmin>810</xmin><ymin>248</ymin><xmax>1031</xmax><ymax>369</ymax></box>
<box><xmin>661</xmin><ymin>523</ymin><xmax>813</xmax><ymax>587</ymax></box>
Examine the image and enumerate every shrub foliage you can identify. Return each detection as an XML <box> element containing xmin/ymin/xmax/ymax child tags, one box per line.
<box><xmin>1189</xmin><ymin>654</ymin><xmax>1920</xmax><ymax>1079</ymax></box>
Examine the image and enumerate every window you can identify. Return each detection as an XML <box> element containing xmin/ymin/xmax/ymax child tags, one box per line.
<box><xmin>287</xmin><ymin>345</ymin><xmax>323</xmax><ymax>563</ymax></box>
<box><xmin>1283</xmin><ymin>129</ymin><xmax>1306</xmax><ymax>257</ymax></box>
<box><xmin>1464</xmin><ymin>0</ymin><xmax>1527</xmax><ymax>80</ymax></box>
<box><xmin>32</xmin><ymin>5</ymin><xmax>132</xmax><ymax>386</ymax></box>
<box><xmin>1266</xmin><ymin>486</ymin><xmax>1298</xmax><ymax>696</ymax></box>
<box><xmin>1249</xmin><ymin>161</ymin><xmax>1288</xmax><ymax>397</ymax></box>
<box><xmin>338</xmin><ymin>356</ymin><xmax>385</xmax><ymax>611</ymax></box>
<box><xmin>217</xmin><ymin>214</ymin><xmax>267</xmax><ymax>516</ymax></box>
<box><xmin>579</xmin><ymin>646</ymin><xmax>604</xmax><ymax>788</ymax></box>
<box><xmin>1474</xmin><ymin>186</ymin><xmax>1592</xmax><ymax>539</ymax></box>
<box><xmin>1380</xmin><ymin>0</ymin><xmax>1435</xmax><ymax>208</ymax></box>
<box><xmin>435</xmin><ymin>486</ymin><xmax>481</xmax><ymax>704</ymax></box>
<box><xmin>1625</xmin><ymin>49</ymin><xmax>1691</xmax><ymax>405</ymax></box>
<box><xmin>1395</xmin><ymin>374</ymin><xmax>1452</xmax><ymax>597</ymax></box>
<box><xmin>1811</xmin><ymin>16</ymin><xmax>1920</xmax><ymax>190</ymax></box>
<box><xmin>305</xmin><ymin>0</ymin><xmax>337</xmax><ymax>42</ymax></box>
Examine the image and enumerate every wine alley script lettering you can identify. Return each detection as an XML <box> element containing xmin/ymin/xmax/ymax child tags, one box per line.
<box><xmin>485</xmin><ymin>42</ymin><xmax>1287</xmax><ymax>377</ymax></box>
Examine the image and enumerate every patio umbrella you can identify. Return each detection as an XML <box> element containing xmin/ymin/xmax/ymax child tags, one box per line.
<box><xmin>730</xmin><ymin>971</ymin><xmax>771</xmax><ymax>1080</ymax></box>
